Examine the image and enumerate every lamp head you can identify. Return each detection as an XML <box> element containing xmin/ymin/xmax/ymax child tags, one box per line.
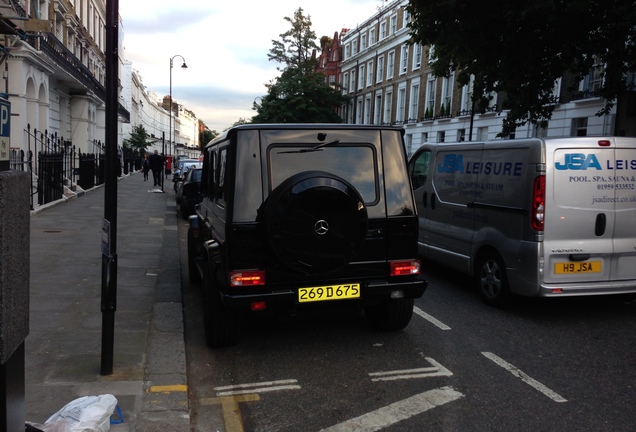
<box><xmin>180</xmin><ymin>62</ymin><xmax>188</xmax><ymax>70</ymax></box>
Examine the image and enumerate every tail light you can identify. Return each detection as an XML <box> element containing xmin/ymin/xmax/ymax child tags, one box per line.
<box><xmin>531</xmin><ymin>175</ymin><xmax>545</xmax><ymax>231</ymax></box>
<box><xmin>390</xmin><ymin>260</ymin><xmax>421</xmax><ymax>276</ymax></box>
<box><xmin>230</xmin><ymin>270</ymin><xmax>266</xmax><ymax>286</ymax></box>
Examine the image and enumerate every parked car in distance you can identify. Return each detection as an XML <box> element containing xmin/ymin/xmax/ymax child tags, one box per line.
<box><xmin>187</xmin><ymin>124</ymin><xmax>427</xmax><ymax>347</ymax></box>
<box><xmin>176</xmin><ymin>166</ymin><xmax>203</xmax><ymax>219</ymax></box>
<box><xmin>173</xmin><ymin>159</ymin><xmax>200</xmax><ymax>191</ymax></box>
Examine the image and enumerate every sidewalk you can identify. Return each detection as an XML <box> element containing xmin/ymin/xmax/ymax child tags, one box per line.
<box><xmin>26</xmin><ymin>172</ymin><xmax>189</xmax><ymax>431</ymax></box>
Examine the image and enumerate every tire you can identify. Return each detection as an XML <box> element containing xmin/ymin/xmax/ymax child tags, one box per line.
<box><xmin>261</xmin><ymin>171</ymin><xmax>368</xmax><ymax>274</ymax></box>
<box><xmin>476</xmin><ymin>252</ymin><xmax>511</xmax><ymax>307</ymax></box>
<box><xmin>364</xmin><ymin>298</ymin><xmax>414</xmax><ymax>331</ymax></box>
<box><xmin>187</xmin><ymin>228</ymin><xmax>201</xmax><ymax>284</ymax></box>
<box><xmin>202</xmin><ymin>264</ymin><xmax>241</xmax><ymax>347</ymax></box>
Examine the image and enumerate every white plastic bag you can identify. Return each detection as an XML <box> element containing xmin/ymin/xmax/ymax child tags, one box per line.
<box><xmin>30</xmin><ymin>394</ymin><xmax>118</xmax><ymax>432</ymax></box>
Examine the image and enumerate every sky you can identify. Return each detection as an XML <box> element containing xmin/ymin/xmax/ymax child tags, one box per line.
<box><xmin>120</xmin><ymin>0</ymin><xmax>385</xmax><ymax>133</ymax></box>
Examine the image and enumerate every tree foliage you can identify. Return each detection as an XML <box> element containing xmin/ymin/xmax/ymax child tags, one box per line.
<box><xmin>407</xmin><ymin>0</ymin><xmax>636</xmax><ymax>136</ymax></box>
<box><xmin>267</xmin><ymin>8</ymin><xmax>319</xmax><ymax>75</ymax></box>
<box><xmin>252</xmin><ymin>7</ymin><xmax>348</xmax><ymax>124</ymax></box>
<box><xmin>123</xmin><ymin>125</ymin><xmax>151</xmax><ymax>156</ymax></box>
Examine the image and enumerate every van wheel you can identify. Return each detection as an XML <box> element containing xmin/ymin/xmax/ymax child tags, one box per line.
<box><xmin>476</xmin><ymin>253</ymin><xmax>511</xmax><ymax>306</ymax></box>
<box><xmin>187</xmin><ymin>228</ymin><xmax>201</xmax><ymax>284</ymax></box>
<box><xmin>262</xmin><ymin>171</ymin><xmax>368</xmax><ymax>274</ymax></box>
<box><xmin>364</xmin><ymin>298</ymin><xmax>414</xmax><ymax>331</ymax></box>
<box><xmin>202</xmin><ymin>265</ymin><xmax>241</xmax><ymax>347</ymax></box>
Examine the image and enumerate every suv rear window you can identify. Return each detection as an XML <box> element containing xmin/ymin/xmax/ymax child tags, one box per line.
<box><xmin>268</xmin><ymin>144</ymin><xmax>378</xmax><ymax>204</ymax></box>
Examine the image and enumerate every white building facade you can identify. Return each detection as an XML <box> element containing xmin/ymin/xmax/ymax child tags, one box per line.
<box><xmin>339</xmin><ymin>0</ymin><xmax>620</xmax><ymax>157</ymax></box>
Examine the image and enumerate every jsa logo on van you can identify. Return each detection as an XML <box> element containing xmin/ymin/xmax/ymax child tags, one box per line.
<box><xmin>556</xmin><ymin>153</ymin><xmax>636</xmax><ymax>170</ymax></box>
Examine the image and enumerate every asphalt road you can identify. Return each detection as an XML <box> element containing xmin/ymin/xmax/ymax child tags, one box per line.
<box><xmin>176</xmin><ymin>215</ymin><xmax>636</xmax><ymax>432</ymax></box>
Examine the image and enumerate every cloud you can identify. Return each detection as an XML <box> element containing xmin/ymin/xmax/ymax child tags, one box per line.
<box><xmin>121</xmin><ymin>0</ymin><xmax>381</xmax><ymax>131</ymax></box>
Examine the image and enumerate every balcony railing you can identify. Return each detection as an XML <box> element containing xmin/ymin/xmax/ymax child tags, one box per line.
<box><xmin>25</xmin><ymin>31</ymin><xmax>130</xmax><ymax>122</ymax></box>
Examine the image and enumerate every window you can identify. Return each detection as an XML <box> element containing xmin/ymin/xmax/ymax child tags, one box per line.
<box><xmin>380</xmin><ymin>22</ymin><xmax>387</xmax><ymax>39</ymax></box>
<box><xmin>349</xmin><ymin>72</ymin><xmax>356</xmax><ymax>94</ymax></box>
<box><xmin>364</xmin><ymin>95</ymin><xmax>371</xmax><ymax>124</ymax></box>
<box><xmin>441</xmin><ymin>75</ymin><xmax>453</xmax><ymax>115</ymax></box>
<box><xmin>369</xmin><ymin>28</ymin><xmax>376</xmax><ymax>45</ymax></box>
<box><xmin>572</xmin><ymin>117</ymin><xmax>588</xmax><ymax>137</ymax></box>
<box><xmin>477</xmin><ymin>127</ymin><xmax>489</xmax><ymax>141</ymax></box>
<box><xmin>437</xmin><ymin>131</ymin><xmax>445</xmax><ymax>143</ymax></box>
<box><xmin>386</xmin><ymin>51</ymin><xmax>395</xmax><ymax>80</ymax></box>
<box><xmin>356</xmin><ymin>97</ymin><xmax>363</xmax><ymax>124</ymax></box>
<box><xmin>345</xmin><ymin>44</ymin><xmax>351</xmax><ymax>59</ymax></box>
<box><xmin>400</xmin><ymin>45</ymin><xmax>409</xmax><ymax>75</ymax></box>
<box><xmin>412</xmin><ymin>43</ymin><xmax>422</xmax><ymax>70</ymax></box>
<box><xmin>384</xmin><ymin>90</ymin><xmax>393</xmax><ymax>124</ymax></box>
<box><xmin>361</xmin><ymin>34</ymin><xmax>367</xmax><ymax>50</ymax></box>
<box><xmin>374</xmin><ymin>93</ymin><xmax>382</xmax><ymax>125</ymax></box>
<box><xmin>352</xmin><ymin>39</ymin><xmax>358</xmax><ymax>55</ymax></box>
<box><xmin>457</xmin><ymin>129</ymin><xmax>466</xmax><ymax>142</ymax></box>
<box><xmin>579</xmin><ymin>62</ymin><xmax>604</xmax><ymax>96</ymax></box>
<box><xmin>358</xmin><ymin>64</ymin><xmax>365</xmax><ymax>89</ymax></box>
<box><xmin>396</xmin><ymin>85</ymin><xmax>406</xmax><ymax>123</ymax></box>
<box><xmin>218</xmin><ymin>147</ymin><xmax>227</xmax><ymax>203</ymax></box>
<box><xmin>409</xmin><ymin>81</ymin><xmax>420</xmax><ymax>122</ymax></box>
<box><xmin>328</xmin><ymin>75</ymin><xmax>336</xmax><ymax>88</ymax></box>
<box><xmin>390</xmin><ymin>14</ymin><xmax>397</xmax><ymax>34</ymax></box>
<box><xmin>426</xmin><ymin>78</ymin><xmax>436</xmax><ymax>116</ymax></box>
<box><xmin>460</xmin><ymin>76</ymin><xmax>474</xmax><ymax>114</ymax></box>
<box><xmin>343</xmin><ymin>72</ymin><xmax>349</xmax><ymax>93</ymax></box>
<box><xmin>366</xmin><ymin>60</ymin><xmax>374</xmax><ymax>86</ymax></box>
<box><xmin>376</xmin><ymin>56</ymin><xmax>384</xmax><ymax>83</ymax></box>
<box><xmin>403</xmin><ymin>8</ymin><xmax>410</xmax><ymax>28</ymax></box>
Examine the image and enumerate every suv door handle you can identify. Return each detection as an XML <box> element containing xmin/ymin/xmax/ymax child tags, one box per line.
<box><xmin>430</xmin><ymin>192</ymin><xmax>436</xmax><ymax>210</ymax></box>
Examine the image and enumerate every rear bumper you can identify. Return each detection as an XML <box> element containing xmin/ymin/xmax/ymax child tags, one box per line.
<box><xmin>220</xmin><ymin>277</ymin><xmax>427</xmax><ymax>310</ymax></box>
<box><xmin>539</xmin><ymin>279</ymin><xmax>636</xmax><ymax>297</ymax></box>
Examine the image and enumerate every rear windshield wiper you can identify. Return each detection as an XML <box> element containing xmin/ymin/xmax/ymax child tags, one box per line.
<box><xmin>277</xmin><ymin>139</ymin><xmax>340</xmax><ymax>154</ymax></box>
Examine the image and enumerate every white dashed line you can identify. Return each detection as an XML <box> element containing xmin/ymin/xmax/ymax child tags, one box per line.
<box><xmin>413</xmin><ymin>306</ymin><xmax>452</xmax><ymax>330</ymax></box>
<box><xmin>369</xmin><ymin>357</ymin><xmax>453</xmax><ymax>382</ymax></box>
<box><xmin>214</xmin><ymin>379</ymin><xmax>301</xmax><ymax>397</ymax></box>
<box><xmin>318</xmin><ymin>386</ymin><xmax>464</xmax><ymax>432</ymax></box>
<box><xmin>482</xmin><ymin>352</ymin><xmax>567</xmax><ymax>402</ymax></box>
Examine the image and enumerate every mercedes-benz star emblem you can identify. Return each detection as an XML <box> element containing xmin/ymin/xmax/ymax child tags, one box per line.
<box><xmin>314</xmin><ymin>220</ymin><xmax>329</xmax><ymax>235</ymax></box>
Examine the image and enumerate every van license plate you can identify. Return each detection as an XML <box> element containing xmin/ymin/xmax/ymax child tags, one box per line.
<box><xmin>298</xmin><ymin>284</ymin><xmax>361</xmax><ymax>303</ymax></box>
<box><xmin>554</xmin><ymin>261</ymin><xmax>601</xmax><ymax>274</ymax></box>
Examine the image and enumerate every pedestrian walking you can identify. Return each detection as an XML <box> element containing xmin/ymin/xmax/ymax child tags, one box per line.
<box><xmin>148</xmin><ymin>150</ymin><xmax>164</xmax><ymax>187</ymax></box>
<box><xmin>142</xmin><ymin>155</ymin><xmax>150</xmax><ymax>181</ymax></box>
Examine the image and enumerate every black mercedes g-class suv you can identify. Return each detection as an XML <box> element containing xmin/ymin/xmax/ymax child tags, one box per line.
<box><xmin>188</xmin><ymin>124</ymin><xmax>426</xmax><ymax>347</ymax></box>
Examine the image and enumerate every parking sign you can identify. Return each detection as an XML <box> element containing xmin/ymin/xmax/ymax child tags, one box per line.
<box><xmin>0</xmin><ymin>98</ymin><xmax>10</xmax><ymax>165</ymax></box>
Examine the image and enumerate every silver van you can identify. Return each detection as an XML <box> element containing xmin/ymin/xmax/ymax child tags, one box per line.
<box><xmin>408</xmin><ymin>137</ymin><xmax>636</xmax><ymax>305</ymax></box>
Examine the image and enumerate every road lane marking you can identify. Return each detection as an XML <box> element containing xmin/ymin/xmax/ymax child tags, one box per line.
<box><xmin>482</xmin><ymin>352</ymin><xmax>567</xmax><ymax>402</ymax></box>
<box><xmin>200</xmin><ymin>394</ymin><xmax>260</xmax><ymax>432</ymax></box>
<box><xmin>413</xmin><ymin>306</ymin><xmax>451</xmax><ymax>330</ymax></box>
<box><xmin>148</xmin><ymin>384</ymin><xmax>187</xmax><ymax>393</ymax></box>
<box><xmin>213</xmin><ymin>379</ymin><xmax>301</xmax><ymax>397</ymax></box>
<box><xmin>319</xmin><ymin>386</ymin><xmax>464</xmax><ymax>432</ymax></box>
<box><xmin>369</xmin><ymin>357</ymin><xmax>453</xmax><ymax>382</ymax></box>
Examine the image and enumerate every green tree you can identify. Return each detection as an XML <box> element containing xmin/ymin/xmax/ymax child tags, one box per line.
<box><xmin>123</xmin><ymin>125</ymin><xmax>151</xmax><ymax>156</ymax></box>
<box><xmin>252</xmin><ymin>7</ymin><xmax>348</xmax><ymax>123</ymax></box>
<box><xmin>407</xmin><ymin>0</ymin><xmax>636</xmax><ymax>136</ymax></box>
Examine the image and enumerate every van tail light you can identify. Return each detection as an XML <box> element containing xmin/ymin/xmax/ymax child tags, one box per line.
<box><xmin>230</xmin><ymin>270</ymin><xmax>266</xmax><ymax>286</ymax></box>
<box><xmin>390</xmin><ymin>260</ymin><xmax>421</xmax><ymax>276</ymax></box>
<box><xmin>531</xmin><ymin>175</ymin><xmax>545</xmax><ymax>231</ymax></box>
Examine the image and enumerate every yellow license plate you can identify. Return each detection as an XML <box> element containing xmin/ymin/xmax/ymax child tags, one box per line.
<box><xmin>298</xmin><ymin>283</ymin><xmax>361</xmax><ymax>303</ymax></box>
<box><xmin>554</xmin><ymin>261</ymin><xmax>601</xmax><ymax>274</ymax></box>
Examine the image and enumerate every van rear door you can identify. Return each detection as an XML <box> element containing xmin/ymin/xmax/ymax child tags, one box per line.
<box><xmin>543</xmin><ymin>137</ymin><xmax>636</xmax><ymax>288</ymax></box>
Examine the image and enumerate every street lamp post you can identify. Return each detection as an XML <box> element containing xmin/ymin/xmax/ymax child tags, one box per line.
<box><xmin>169</xmin><ymin>55</ymin><xmax>188</xmax><ymax>169</ymax></box>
